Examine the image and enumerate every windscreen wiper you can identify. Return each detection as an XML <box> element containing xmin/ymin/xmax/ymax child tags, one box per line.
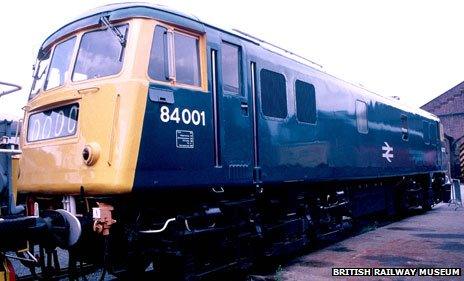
<box><xmin>100</xmin><ymin>16</ymin><xmax>126</xmax><ymax>47</ymax></box>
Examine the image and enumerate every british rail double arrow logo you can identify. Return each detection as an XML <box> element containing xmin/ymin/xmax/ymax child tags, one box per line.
<box><xmin>382</xmin><ymin>142</ymin><xmax>394</xmax><ymax>163</ymax></box>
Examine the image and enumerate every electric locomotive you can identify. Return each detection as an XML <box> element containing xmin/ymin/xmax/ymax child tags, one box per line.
<box><xmin>15</xmin><ymin>2</ymin><xmax>446</xmax><ymax>279</ymax></box>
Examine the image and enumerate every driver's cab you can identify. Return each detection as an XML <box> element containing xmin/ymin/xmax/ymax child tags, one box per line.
<box><xmin>18</xmin><ymin>8</ymin><xmax>208</xmax><ymax>195</ymax></box>
<box><xmin>20</xmin><ymin>16</ymin><xmax>142</xmax><ymax>195</ymax></box>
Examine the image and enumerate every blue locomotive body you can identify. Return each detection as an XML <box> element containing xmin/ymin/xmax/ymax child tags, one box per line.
<box><xmin>37</xmin><ymin>3</ymin><xmax>444</xmax><ymax>190</ymax></box>
<box><xmin>132</xmin><ymin>5</ymin><xmax>444</xmax><ymax>191</ymax></box>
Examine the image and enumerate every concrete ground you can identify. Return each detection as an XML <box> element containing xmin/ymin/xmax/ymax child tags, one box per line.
<box><xmin>274</xmin><ymin>202</ymin><xmax>464</xmax><ymax>281</ymax></box>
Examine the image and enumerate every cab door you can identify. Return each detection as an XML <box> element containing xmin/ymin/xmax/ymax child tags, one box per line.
<box><xmin>210</xmin><ymin>40</ymin><xmax>253</xmax><ymax>183</ymax></box>
<box><xmin>134</xmin><ymin>25</ymin><xmax>215</xmax><ymax>190</ymax></box>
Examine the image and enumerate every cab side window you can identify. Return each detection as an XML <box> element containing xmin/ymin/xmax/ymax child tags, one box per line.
<box><xmin>174</xmin><ymin>33</ymin><xmax>200</xmax><ymax>86</ymax></box>
<box><xmin>148</xmin><ymin>26</ymin><xmax>201</xmax><ymax>87</ymax></box>
<box><xmin>148</xmin><ymin>26</ymin><xmax>168</xmax><ymax>81</ymax></box>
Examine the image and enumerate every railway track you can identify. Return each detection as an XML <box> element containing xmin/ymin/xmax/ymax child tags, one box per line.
<box><xmin>11</xmin><ymin>207</ymin><xmax>429</xmax><ymax>281</ymax></box>
<box><xmin>16</xmin><ymin>264</ymin><xmax>97</xmax><ymax>281</ymax></box>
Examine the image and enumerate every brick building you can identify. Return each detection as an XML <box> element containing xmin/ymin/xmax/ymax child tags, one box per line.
<box><xmin>421</xmin><ymin>80</ymin><xmax>464</xmax><ymax>178</ymax></box>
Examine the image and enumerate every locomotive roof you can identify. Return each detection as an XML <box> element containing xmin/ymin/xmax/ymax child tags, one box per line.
<box><xmin>40</xmin><ymin>2</ymin><xmax>206</xmax><ymax>53</ymax></box>
<box><xmin>39</xmin><ymin>2</ymin><xmax>439</xmax><ymax>122</ymax></box>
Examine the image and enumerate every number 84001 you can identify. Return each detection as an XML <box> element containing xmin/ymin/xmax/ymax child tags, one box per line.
<box><xmin>160</xmin><ymin>106</ymin><xmax>206</xmax><ymax>126</ymax></box>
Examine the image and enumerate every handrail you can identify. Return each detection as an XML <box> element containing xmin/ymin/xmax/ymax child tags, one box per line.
<box><xmin>139</xmin><ymin>218</ymin><xmax>176</xmax><ymax>234</ymax></box>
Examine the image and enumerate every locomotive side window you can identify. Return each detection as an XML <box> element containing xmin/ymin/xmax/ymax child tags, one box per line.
<box><xmin>423</xmin><ymin>120</ymin><xmax>430</xmax><ymax>144</ymax></box>
<box><xmin>148</xmin><ymin>26</ymin><xmax>201</xmax><ymax>87</ymax></box>
<box><xmin>221</xmin><ymin>42</ymin><xmax>241</xmax><ymax>94</ymax></box>
<box><xmin>73</xmin><ymin>25</ymin><xmax>128</xmax><ymax>81</ymax></box>
<box><xmin>430</xmin><ymin>122</ymin><xmax>438</xmax><ymax>145</ymax></box>
<box><xmin>44</xmin><ymin>37</ymin><xmax>76</xmax><ymax>90</ymax></box>
<box><xmin>439</xmin><ymin>123</ymin><xmax>445</xmax><ymax>142</ymax></box>
<box><xmin>401</xmin><ymin>115</ymin><xmax>409</xmax><ymax>141</ymax></box>
<box><xmin>355</xmin><ymin>100</ymin><xmax>368</xmax><ymax>134</ymax></box>
<box><xmin>295</xmin><ymin>80</ymin><xmax>316</xmax><ymax>124</ymax></box>
<box><xmin>260</xmin><ymin>69</ymin><xmax>287</xmax><ymax>119</ymax></box>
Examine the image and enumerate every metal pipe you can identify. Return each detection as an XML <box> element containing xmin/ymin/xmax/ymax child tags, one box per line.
<box><xmin>0</xmin><ymin>81</ymin><xmax>22</xmax><ymax>98</ymax></box>
<box><xmin>0</xmin><ymin>149</ymin><xmax>22</xmax><ymax>154</ymax></box>
<box><xmin>14</xmin><ymin>119</ymin><xmax>22</xmax><ymax>143</ymax></box>
<box><xmin>139</xmin><ymin>218</ymin><xmax>176</xmax><ymax>234</ymax></box>
<box><xmin>62</xmin><ymin>196</ymin><xmax>77</xmax><ymax>215</ymax></box>
<box><xmin>4</xmin><ymin>252</ymin><xmax>38</xmax><ymax>263</ymax></box>
<box><xmin>3</xmin><ymin>151</ymin><xmax>24</xmax><ymax>215</ymax></box>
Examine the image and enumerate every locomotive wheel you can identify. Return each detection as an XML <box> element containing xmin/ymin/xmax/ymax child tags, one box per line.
<box><xmin>420</xmin><ymin>183</ymin><xmax>433</xmax><ymax>211</ymax></box>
